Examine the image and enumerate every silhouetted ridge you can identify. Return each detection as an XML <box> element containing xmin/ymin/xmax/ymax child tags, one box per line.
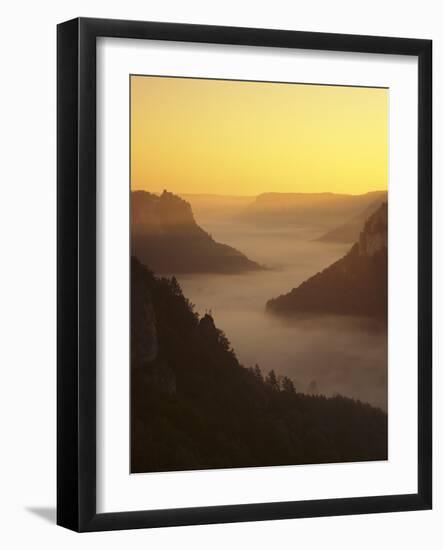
<box><xmin>267</xmin><ymin>203</ymin><xmax>387</xmax><ymax>319</ymax></box>
<box><xmin>132</xmin><ymin>190</ymin><xmax>261</xmax><ymax>273</ymax></box>
<box><xmin>131</xmin><ymin>257</ymin><xmax>387</xmax><ymax>473</ymax></box>
<box><xmin>238</xmin><ymin>190</ymin><xmax>387</xmax><ymax>228</ymax></box>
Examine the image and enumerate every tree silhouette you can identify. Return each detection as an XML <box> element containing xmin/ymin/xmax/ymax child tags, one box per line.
<box><xmin>131</xmin><ymin>257</ymin><xmax>388</xmax><ymax>474</ymax></box>
<box><xmin>254</xmin><ymin>364</ymin><xmax>263</xmax><ymax>382</ymax></box>
<box><xmin>282</xmin><ymin>376</ymin><xmax>296</xmax><ymax>394</ymax></box>
<box><xmin>266</xmin><ymin>369</ymin><xmax>279</xmax><ymax>391</ymax></box>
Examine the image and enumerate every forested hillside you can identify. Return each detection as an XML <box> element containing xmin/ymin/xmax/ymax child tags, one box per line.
<box><xmin>267</xmin><ymin>203</ymin><xmax>388</xmax><ymax>319</ymax></box>
<box><xmin>131</xmin><ymin>257</ymin><xmax>387</xmax><ymax>473</ymax></box>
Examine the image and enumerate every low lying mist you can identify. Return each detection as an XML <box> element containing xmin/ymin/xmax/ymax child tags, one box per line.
<box><xmin>175</xmin><ymin>219</ymin><xmax>387</xmax><ymax>411</ymax></box>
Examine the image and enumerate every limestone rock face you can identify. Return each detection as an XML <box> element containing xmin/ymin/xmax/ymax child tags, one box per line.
<box><xmin>131</xmin><ymin>190</ymin><xmax>261</xmax><ymax>274</ymax></box>
<box><xmin>131</xmin><ymin>258</ymin><xmax>176</xmax><ymax>395</ymax></box>
<box><xmin>132</xmin><ymin>190</ymin><xmax>197</xmax><ymax>235</ymax></box>
<box><xmin>131</xmin><ymin>270</ymin><xmax>158</xmax><ymax>365</ymax></box>
<box><xmin>358</xmin><ymin>202</ymin><xmax>387</xmax><ymax>257</ymax></box>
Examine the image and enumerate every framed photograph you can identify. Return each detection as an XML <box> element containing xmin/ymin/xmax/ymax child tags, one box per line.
<box><xmin>57</xmin><ymin>17</ymin><xmax>432</xmax><ymax>532</ymax></box>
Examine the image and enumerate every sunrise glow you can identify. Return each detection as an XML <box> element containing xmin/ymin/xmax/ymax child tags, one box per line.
<box><xmin>131</xmin><ymin>75</ymin><xmax>388</xmax><ymax>196</ymax></box>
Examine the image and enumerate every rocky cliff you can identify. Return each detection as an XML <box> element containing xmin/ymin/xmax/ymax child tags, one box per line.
<box><xmin>131</xmin><ymin>257</ymin><xmax>176</xmax><ymax>395</ymax></box>
<box><xmin>266</xmin><ymin>203</ymin><xmax>388</xmax><ymax>319</ymax></box>
<box><xmin>132</xmin><ymin>190</ymin><xmax>261</xmax><ymax>274</ymax></box>
<box><xmin>358</xmin><ymin>201</ymin><xmax>387</xmax><ymax>256</ymax></box>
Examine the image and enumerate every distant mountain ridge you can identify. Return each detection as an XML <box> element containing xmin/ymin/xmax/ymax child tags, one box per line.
<box><xmin>317</xmin><ymin>195</ymin><xmax>387</xmax><ymax>243</ymax></box>
<box><xmin>182</xmin><ymin>193</ymin><xmax>254</xmax><ymax>221</ymax></box>
<box><xmin>132</xmin><ymin>190</ymin><xmax>261</xmax><ymax>274</ymax></box>
<box><xmin>267</xmin><ymin>203</ymin><xmax>388</xmax><ymax>319</ymax></box>
<box><xmin>238</xmin><ymin>190</ymin><xmax>387</xmax><ymax>229</ymax></box>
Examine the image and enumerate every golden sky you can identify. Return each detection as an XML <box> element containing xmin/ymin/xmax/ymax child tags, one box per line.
<box><xmin>131</xmin><ymin>76</ymin><xmax>388</xmax><ymax>196</ymax></box>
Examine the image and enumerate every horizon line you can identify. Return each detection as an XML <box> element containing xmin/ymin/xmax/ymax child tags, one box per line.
<box><xmin>130</xmin><ymin>189</ymin><xmax>388</xmax><ymax>198</ymax></box>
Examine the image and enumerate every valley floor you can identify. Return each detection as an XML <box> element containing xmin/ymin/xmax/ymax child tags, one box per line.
<box><xmin>174</xmin><ymin>220</ymin><xmax>387</xmax><ymax>411</ymax></box>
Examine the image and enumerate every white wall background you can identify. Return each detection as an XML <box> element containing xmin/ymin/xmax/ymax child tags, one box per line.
<box><xmin>0</xmin><ymin>0</ymin><xmax>440</xmax><ymax>548</ymax></box>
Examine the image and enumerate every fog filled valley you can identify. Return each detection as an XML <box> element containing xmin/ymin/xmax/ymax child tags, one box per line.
<box><xmin>130</xmin><ymin>78</ymin><xmax>389</xmax><ymax>472</ymax></box>
<box><xmin>130</xmin><ymin>190</ymin><xmax>388</xmax><ymax>472</ymax></box>
<box><xmin>179</xmin><ymin>198</ymin><xmax>387</xmax><ymax>411</ymax></box>
<box><xmin>132</xmin><ymin>191</ymin><xmax>387</xmax><ymax>412</ymax></box>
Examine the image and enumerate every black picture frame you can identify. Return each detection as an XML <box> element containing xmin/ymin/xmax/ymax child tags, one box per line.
<box><xmin>57</xmin><ymin>17</ymin><xmax>432</xmax><ymax>532</ymax></box>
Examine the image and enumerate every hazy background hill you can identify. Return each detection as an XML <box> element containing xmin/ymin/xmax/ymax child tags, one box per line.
<box><xmin>237</xmin><ymin>191</ymin><xmax>387</xmax><ymax>229</ymax></box>
<box><xmin>317</xmin><ymin>194</ymin><xmax>387</xmax><ymax>243</ymax></box>
<box><xmin>267</xmin><ymin>203</ymin><xmax>388</xmax><ymax>319</ymax></box>
<box><xmin>131</xmin><ymin>257</ymin><xmax>387</xmax><ymax>473</ymax></box>
<box><xmin>157</xmin><ymin>192</ymin><xmax>387</xmax><ymax>410</ymax></box>
<box><xmin>132</xmin><ymin>190</ymin><xmax>261</xmax><ymax>274</ymax></box>
<box><xmin>182</xmin><ymin>193</ymin><xmax>254</xmax><ymax>224</ymax></box>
